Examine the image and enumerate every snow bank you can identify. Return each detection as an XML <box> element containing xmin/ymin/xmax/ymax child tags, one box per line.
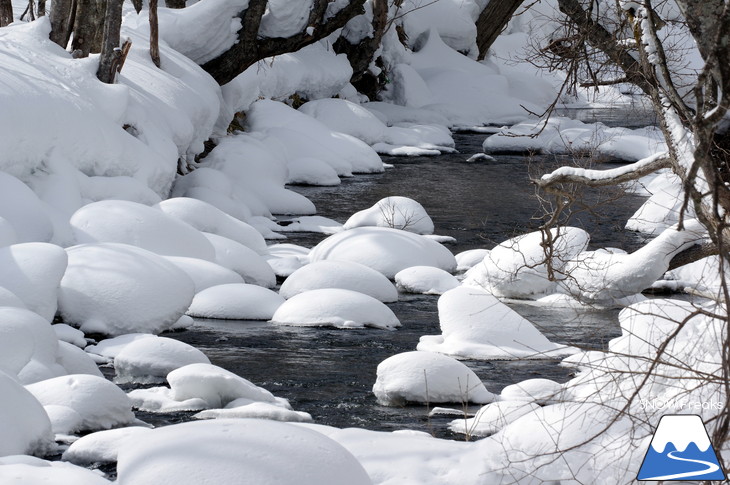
<box><xmin>310</xmin><ymin>227</ymin><xmax>456</xmax><ymax>279</ymax></box>
<box><xmin>203</xmin><ymin>233</ymin><xmax>276</xmax><ymax>288</ymax></box>
<box><xmin>116</xmin><ymin>419</ymin><xmax>372</xmax><ymax>485</ymax></box>
<box><xmin>418</xmin><ymin>287</ymin><xmax>574</xmax><ymax>360</ymax></box>
<box><xmin>395</xmin><ymin>266</ymin><xmax>459</xmax><ymax>294</ymax></box>
<box><xmin>399</xmin><ymin>0</ymin><xmax>481</xmax><ymax>56</ymax></box>
<box><xmin>344</xmin><ymin>196</ymin><xmax>434</xmax><ymax>234</ymax></box>
<box><xmin>194</xmin><ymin>401</ymin><xmax>312</xmax><ymax>423</ymax></box>
<box><xmin>187</xmin><ymin>284</ymin><xmax>285</xmax><ymax>320</ymax></box>
<box><xmin>53</xmin><ymin>324</ymin><xmax>87</xmax><ymax>349</ymax></box>
<box><xmin>163</xmin><ymin>256</ymin><xmax>244</xmax><ymax>293</ymax></box>
<box><xmin>449</xmin><ymin>401</ymin><xmax>540</xmax><ymax>438</ymax></box>
<box><xmin>63</xmin><ymin>427</ymin><xmax>153</xmax><ymax>465</ymax></box>
<box><xmin>0</xmin><ymin>456</ymin><xmax>111</xmax><ymax>485</ymax></box>
<box><xmin>0</xmin><ymin>172</ymin><xmax>54</xmax><ymax>243</ymax></box>
<box><xmin>286</xmin><ymin>157</ymin><xmax>341</xmax><ymax>186</ymax></box>
<box><xmin>455</xmin><ymin>248</ymin><xmax>490</xmax><ymax>271</ymax></box>
<box><xmin>0</xmin><ymin>371</ymin><xmax>54</xmax><ymax>457</ymax></box>
<box><xmin>373</xmin><ymin>351</ymin><xmax>494</xmax><ymax>406</ymax></box>
<box><xmin>58</xmin><ymin>243</ymin><xmax>195</xmax><ymax>336</ymax></box>
<box><xmin>280</xmin><ymin>260</ymin><xmax>398</xmax><ymax>302</ymax></box>
<box><xmin>114</xmin><ymin>337</ymin><xmax>210</xmax><ymax>384</ymax></box>
<box><xmin>500</xmin><ymin>378</ymin><xmax>564</xmax><ymax>405</ymax></box>
<box><xmin>26</xmin><ymin>374</ymin><xmax>135</xmax><ymax>434</ymax></box>
<box><xmin>270</xmin><ymin>288</ymin><xmax>400</xmax><ymax>330</ymax></box>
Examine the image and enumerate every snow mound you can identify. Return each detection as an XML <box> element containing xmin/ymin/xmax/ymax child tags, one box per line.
<box><xmin>0</xmin><ymin>217</ymin><xmax>17</xmax><ymax>247</ymax></box>
<box><xmin>0</xmin><ymin>172</ymin><xmax>54</xmax><ymax>243</ymax></box>
<box><xmin>26</xmin><ymin>374</ymin><xmax>135</xmax><ymax>434</ymax></box>
<box><xmin>53</xmin><ymin>324</ymin><xmax>87</xmax><ymax>349</ymax></box>
<box><xmin>286</xmin><ymin>157</ymin><xmax>341</xmax><ymax>186</ymax></box>
<box><xmin>0</xmin><ymin>370</ymin><xmax>54</xmax><ymax>457</ymax></box>
<box><xmin>271</xmin><ymin>288</ymin><xmax>401</xmax><ymax>330</ymax></box>
<box><xmin>265</xmin><ymin>243</ymin><xmax>311</xmax><ymax>277</ymax></box>
<box><xmin>344</xmin><ymin>196</ymin><xmax>434</xmax><ymax>234</ymax></box>
<box><xmin>194</xmin><ymin>401</ymin><xmax>313</xmax><ymax>423</ymax></box>
<box><xmin>84</xmin><ymin>334</ymin><xmax>158</xmax><ymax>362</ymax></box>
<box><xmin>63</xmin><ymin>427</ymin><xmax>153</xmax><ymax>465</ymax></box>
<box><xmin>418</xmin><ymin>287</ymin><xmax>575</xmax><ymax>359</ymax></box>
<box><xmin>449</xmin><ymin>401</ymin><xmax>540</xmax><ymax>437</ymax></box>
<box><xmin>114</xmin><ymin>337</ymin><xmax>211</xmax><ymax>384</ymax></box>
<box><xmin>500</xmin><ymin>378</ymin><xmax>564</xmax><ymax>405</ymax></box>
<box><xmin>187</xmin><ymin>283</ymin><xmax>285</xmax><ymax>320</ymax></box>
<box><xmin>373</xmin><ymin>351</ymin><xmax>494</xmax><ymax>406</ymax></box>
<box><xmin>203</xmin><ymin>233</ymin><xmax>276</xmax><ymax>288</ymax></box>
<box><xmin>0</xmin><ymin>456</ymin><xmax>111</xmax><ymax>485</ymax></box>
<box><xmin>56</xmin><ymin>341</ymin><xmax>103</xmax><ymax>378</ymax></box>
<box><xmin>163</xmin><ymin>256</ymin><xmax>244</xmax><ymax>293</ymax></box>
<box><xmin>299</xmin><ymin>98</ymin><xmax>388</xmax><ymax>145</ymax></box>
<box><xmin>58</xmin><ymin>243</ymin><xmax>195</xmax><ymax>336</ymax></box>
<box><xmin>0</xmin><ymin>243</ymin><xmax>68</xmax><ymax>321</ymax></box>
<box><xmin>455</xmin><ymin>249</ymin><xmax>490</xmax><ymax>271</ymax></box>
<box><xmin>71</xmin><ymin>200</ymin><xmax>216</xmax><ymax>261</ymax></box>
<box><xmin>310</xmin><ymin>227</ymin><xmax>456</xmax><ymax>279</ymax></box>
<box><xmin>115</xmin><ymin>419</ymin><xmax>372</xmax><ymax>485</ymax></box>
<box><xmin>280</xmin><ymin>260</ymin><xmax>398</xmax><ymax>302</ymax></box>
<box><xmin>395</xmin><ymin>266</ymin><xmax>459</xmax><ymax>294</ymax></box>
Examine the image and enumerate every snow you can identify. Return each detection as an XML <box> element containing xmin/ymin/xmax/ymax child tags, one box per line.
<box><xmin>418</xmin><ymin>286</ymin><xmax>575</xmax><ymax>360</ymax></box>
<box><xmin>300</xmin><ymin>98</ymin><xmax>388</xmax><ymax>145</ymax></box>
<box><xmin>499</xmin><ymin>378</ymin><xmax>564</xmax><ymax>405</ymax></box>
<box><xmin>286</xmin><ymin>157</ymin><xmax>341</xmax><ymax>186</ymax></box>
<box><xmin>265</xmin><ymin>243</ymin><xmax>311</xmax><ymax>277</ymax></box>
<box><xmin>115</xmin><ymin>419</ymin><xmax>372</xmax><ymax>485</ymax></box>
<box><xmin>373</xmin><ymin>351</ymin><xmax>494</xmax><ymax>406</ymax></box>
<box><xmin>278</xmin><ymin>215</ymin><xmax>343</xmax><ymax>234</ymax></box>
<box><xmin>62</xmin><ymin>427</ymin><xmax>153</xmax><ymax>465</ymax></box>
<box><xmin>194</xmin><ymin>401</ymin><xmax>313</xmax><ymax>423</ymax></box>
<box><xmin>26</xmin><ymin>374</ymin><xmax>135</xmax><ymax>434</ymax></box>
<box><xmin>395</xmin><ymin>266</ymin><xmax>459</xmax><ymax>294</ymax></box>
<box><xmin>0</xmin><ymin>456</ymin><xmax>111</xmax><ymax>485</ymax></box>
<box><xmin>399</xmin><ymin>0</ymin><xmax>481</xmax><ymax>56</ymax></box>
<box><xmin>344</xmin><ymin>196</ymin><xmax>434</xmax><ymax>234</ymax></box>
<box><xmin>310</xmin><ymin>227</ymin><xmax>457</xmax><ymax>279</ymax></box>
<box><xmin>280</xmin><ymin>260</ymin><xmax>398</xmax><ymax>302</ymax></box>
<box><xmin>52</xmin><ymin>324</ymin><xmax>86</xmax><ymax>349</ymax></box>
<box><xmin>0</xmin><ymin>172</ymin><xmax>54</xmax><ymax>243</ymax></box>
<box><xmin>56</xmin><ymin>342</ymin><xmax>104</xmax><ymax>378</ymax></box>
<box><xmin>650</xmin><ymin>415</ymin><xmax>711</xmax><ymax>453</ymax></box>
<box><xmin>58</xmin><ymin>243</ymin><xmax>195</xmax><ymax>336</ymax></box>
<box><xmin>626</xmin><ymin>172</ymin><xmax>687</xmax><ymax>235</ymax></box>
<box><xmin>84</xmin><ymin>334</ymin><xmax>158</xmax><ymax>362</ymax></box>
<box><xmin>187</xmin><ymin>283</ymin><xmax>285</xmax><ymax>320</ymax></box>
<box><xmin>0</xmin><ymin>370</ymin><xmax>54</xmax><ymax>457</ymax></box>
<box><xmin>0</xmin><ymin>217</ymin><xmax>17</xmax><ymax>247</ymax></box>
<box><xmin>162</xmin><ymin>256</ymin><xmax>244</xmax><ymax>293</ymax></box>
<box><xmin>114</xmin><ymin>337</ymin><xmax>211</xmax><ymax>384</ymax></box>
<box><xmin>455</xmin><ymin>249</ymin><xmax>490</xmax><ymax>271</ymax></box>
<box><xmin>449</xmin><ymin>401</ymin><xmax>540</xmax><ymax>438</ymax></box>
<box><xmin>271</xmin><ymin>288</ymin><xmax>401</xmax><ymax>330</ymax></box>
<box><xmin>203</xmin><ymin>233</ymin><xmax>276</xmax><ymax>288</ymax></box>
<box><xmin>0</xmin><ymin>243</ymin><xmax>67</xmax><ymax>321</ymax></box>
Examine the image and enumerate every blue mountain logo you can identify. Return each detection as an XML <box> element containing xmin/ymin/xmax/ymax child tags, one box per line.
<box><xmin>638</xmin><ymin>414</ymin><xmax>726</xmax><ymax>481</ymax></box>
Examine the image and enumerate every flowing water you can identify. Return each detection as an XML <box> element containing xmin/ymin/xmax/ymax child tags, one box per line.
<box><xmin>159</xmin><ymin>127</ymin><xmax>651</xmax><ymax>439</ymax></box>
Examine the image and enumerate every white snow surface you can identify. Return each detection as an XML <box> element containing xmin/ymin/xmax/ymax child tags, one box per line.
<box><xmin>203</xmin><ymin>233</ymin><xmax>276</xmax><ymax>288</ymax></box>
<box><xmin>114</xmin><ymin>337</ymin><xmax>211</xmax><ymax>384</ymax></box>
<box><xmin>194</xmin><ymin>401</ymin><xmax>313</xmax><ymax>423</ymax></box>
<box><xmin>344</xmin><ymin>196</ymin><xmax>434</xmax><ymax>234</ymax></box>
<box><xmin>62</xmin><ymin>427</ymin><xmax>153</xmax><ymax>465</ymax></box>
<box><xmin>163</xmin><ymin>256</ymin><xmax>244</xmax><ymax>293</ymax></box>
<box><xmin>187</xmin><ymin>283</ymin><xmax>285</xmax><ymax>320</ymax></box>
<box><xmin>455</xmin><ymin>249</ymin><xmax>490</xmax><ymax>271</ymax></box>
<box><xmin>0</xmin><ymin>371</ymin><xmax>54</xmax><ymax>457</ymax></box>
<box><xmin>500</xmin><ymin>378</ymin><xmax>564</xmax><ymax>405</ymax></box>
<box><xmin>0</xmin><ymin>172</ymin><xmax>54</xmax><ymax>243</ymax></box>
<box><xmin>52</xmin><ymin>324</ymin><xmax>86</xmax><ymax>349</ymax></box>
<box><xmin>449</xmin><ymin>401</ymin><xmax>540</xmax><ymax>438</ymax></box>
<box><xmin>395</xmin><ymin>266</ymin><xmax>460</xmax><ymax>295</ymax></box>
<box><xmin>0</xmin><ymin>456</ymin><xmax>111</xmax><ymax>485</ymax></box>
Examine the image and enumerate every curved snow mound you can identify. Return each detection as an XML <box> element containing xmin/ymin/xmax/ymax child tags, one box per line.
<box><xmin>449</xmin><ymin>401</ymin><xmax>540</xmax><ymax>437</ymax></box>
<box><xmin>0</xmin><ymin>371</ymin><xmax>54</xmax><ymax>457</ymax></box>
<box><xmin>280</xmin><ymin>260</ymin><xmax>398</xmax><ymax>302</ymax></box>
<box><xmin>194</xmin><ymin>401</ymin><xmax>313</xmax><ymax>423</ymax></box>
<box><xmin>58</xmin><ymin>243</ymin><xmax>195</xmax><ymax>336</ymax></box>
<box><xmin>373</xmin><ymin>351</ymin><xmax>494</xmax><ymax>406</ymax></box>
<box><xmin>162</xmin><ymin>256</ymin><xmax>244</xmax><ymax>293</ymax></box>
<box><xmin>0</xmin><ymin>172</ymin><xmax>54</xmax><ymax>243</ymax></box>
<box><xmin>417</xmin><ymin>287</ymin><xmax>575</xmax><ymax>360</ymax></box>
<box><xmin>0</xmin><ymin>456</ymin><xmax>112</xmax><ymax>485</ymax></box>
<box><xmin>395</xmin><ymin>266</ymin><xmax>459</xmax><ymax>295</ymax></box>
<box><xmin>71</xmin><ymin>200</ymin><xmax>215</xmax><ymax>261</ymax></box>
<box><xmin>344</xmin><ymin>197</ymin><xmax>434</xmax><ymax>234</ymax></box>
<box><xmin>114</xmin><ymin>337</ymin><xmax>210</xmax><ymax>384</ymax></box>
<box><xmin>187</xmin><ymin>283</ymin><xmax>285</xmax><ymax>320</ymax></box>
<box><xmin>271</xmin><ymin>288</ymin><xmax>400</xmax><ymax>330</ymax></box>
<box><xmin>115</xmin><ymin>419</ymin><xmax>373</xmax><ymax>485</ymax></box>
<box><xmin>62</xmin><ymin>427</ymin><xmax>153</xmax><ymax>465</ymax></box>
<box><xmin>299</xmin><ymin>98</ymin><xmax>388</xmax><ymax>146</ymax></box>
<box><xmin>455</xmin><ymin>248</ymin><xmax>490</xmax><ymax>271</ymax></box>
<box><xmin>500</xmin><ymin>378</ymin><xmax>564</xmax><ymax>405</ymax></box>
<box><xmin>0</xmin><ymin>217</ymin><xmax>17</xmax><ymax>247</ymax></box>
<box><xmin>463</xmin><ymin>227</ymin><xmax>589</xmax><ymax>298</ymax></box>
<box><xmin>26</xmin><ymin>374</ymin><xmax>135</xmax><ymax>434</ymax></box>
<box><xmin>203</xmin><ymin>233</ymin><xmax>276</xmax><ymax>288</ymax></box>
<box><xmin>286</xmin><ymin>157</ymin><xmax>341</xmax><ymax>186</ymax></box>
<box><xmin>310</xmin><ymin>227</ymin><xmax>456</xmax><ymax>279</ymax></box>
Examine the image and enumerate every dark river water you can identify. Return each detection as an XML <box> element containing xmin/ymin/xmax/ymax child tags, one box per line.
<box><xmin>161</xmin><ymin>130</ymin><xmax>649</xmax><ymax>438</ymax></box>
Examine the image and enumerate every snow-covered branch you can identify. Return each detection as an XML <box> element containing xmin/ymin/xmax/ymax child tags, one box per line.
<box><xmin>535</xmin><ymin>153</ymin><xmax>670</xmax><ymax>188</ymax></box>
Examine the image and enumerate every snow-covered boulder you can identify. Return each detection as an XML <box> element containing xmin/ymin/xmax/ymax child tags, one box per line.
<box><xmin>395</xmin><ymin>266</ymin><xmax>459</xmax><ymax>294</ymax></box>
<box><xmin>63</xmin><ymin>427</ymin><xmax>153</xmax><ymax>465</ymax></box>
<box><xmin>0</xmin><ymin>243</ymin><xmax>67</xmax><ymax>321</ymax></box>
<box><xmin>310</xmin><ymin>227</ymin><xmax>456</xmax><ymax>279</ymax></box>
<box><xmin>114</xmin><ymin>337</ymin><xmax>211</xmax><ymax>384</ymax></box>
<box><xmin>84</xmin><ymin>334</ymin><xmax>158</xmax><ymax>362</ymax></box>
<box><xmin>500</xmin><ymin>378</ymin><xmax>564</xmax><ymax>405</ymax></box>
<box><xmin>187</xmin><ymin>284</ymin><xmax>285</xmax><ymax>320</ymax></box>
<box><xmin>0</xmin><ymin>172</ymin><xmax>54</xmax><ymax>243</ymax></box>
<box><xmin>203</xmin><ymin>233</ymin><xmax>276</xmax><ymax>288</ymax></box>
<box><xmin>286</xmin><ymin>157</ymin><xmax>341</xmax><ymax>186</ymax></box>
<box><xmin>0</xmin><ymin>287</ymin><xmax>25</xmax><ymax>309</ymax></box>
<box><xmin>271</xmin><ymin>289</ymin><xmax>400</xmax><ymax>330</ymax></box>
<box><xmin>115</xmin><ymin>419</ymin><xmax>373</xmax><ymax>485</ymax></box>
<box><xmin>344</xmin><ymin>197</ymin><xmax>434</xmax><ymax>234</ymax></box>
<box><xmin>0</xmin><ymin>371</ymin><xmax>54</xmax><ymax>457</ymax></box>
<box><xmin>418</xmin><ymin>287</ymin><xmax>575</xmax><ymax>359</ymax></box>
<box><xmin>53</xmin><ymin>324</ymin><xmax>87</xmax><ymax>349</ymax></box>
<box><xmin>194</xmin><ymin>401</ymin><xmax>312</xmax><ymax>423</ymax></box>
<box><xmin>0</xmin><ymin>217</ymin><xmax>17</xmax><ymax>247</ymax></box>
<box><xmin>455</xmin><ymin>249</ymin><xmax>490</xmax><ymax>271</ymax></box>
<box><xmin>373</xmin><ymin>351</ymin><xmax>495</xmax><ymax>406</ymax></box>
<box><xmin>0</xmin><ymin>456</ymin><xmax>112</xmax><ymax>484</ymax></box>
<box><xmin>26</xmin><ymin>374</ymin><xmax>135</xmax><ymax>434</ymax></box>
<box><xmin>280</xmin><ymin>260</ymin><xmax>398</xmax><ymax>302</ymax></box>
<box><xmin>299</xmin><ymin>98</ymin><xmax>388</xmax><ymax>146</ymax></box>
<box><xmin>265</xmin><ymin>243</ymin><xmax>310</xmax><ymax>277</ymax></box>
<box><xmin>56</xmin><ymin>342</ymin><xmax>103</xmax><ymax>378</ymax></box>
<box><xmin>163</xmin><ymin>256</ymin><xmax>244</xmax><ymax>293</ymax></box>
<box><xmin>58</xmin><ymin>243</ymin><xmax>195</xmax><ymax>336</ymax></box>
<box><xmin>448</xmin><ymin>401</ymin><xmax>540</xmax><ymax>437</ymax></box>
<box><xmin>70</xmin><ymin>200</ymin><xmax>216</xmax><ymax>261</ymax></box>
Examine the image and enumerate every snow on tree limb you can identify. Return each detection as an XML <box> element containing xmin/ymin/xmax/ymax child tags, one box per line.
<box><xmin>535</xmin><ymin>152</ymin><xmax>671</xmax><ymax>188</ymax></box>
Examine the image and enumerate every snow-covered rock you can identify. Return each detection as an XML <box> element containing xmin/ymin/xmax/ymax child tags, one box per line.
<box><xmin>0</xmin><ymin>217</ymin><xmax>17</xmax><ymax>247</ymax></box>
<box><xmin>500</xmin><ymin>378</ymin><xmax>564</xmax><ymax>405</ymax></box>
<box><xmin>163</xmin><ymin>256</ymin><xmax>244</xmax><ymax>293</ymax></box>
<box><xmin>0</xmin><ymin>172</ymin><xmax>54</xmax><ymax>243</ymax></box>
<box><xmin>344</xmin><ymin>197</ymin><xmax>434</xmax><ymax>234</ymax></box>
<box><xmin>271</xmin><ymin>288</ymin><xmax>400</xmax><ymax>330</ymax></box>
<box><xmin>187</xmin><ymin>284</ymin><xmax>285</xmax><ymax>320</ymax></box>
<box><xmin>63</xmin><ymin>427</ymin><xmax>153</xmax><ymax>465</ymax></box>
<box><xmin>286</xmin><ymin>157</ymin><xmax>341</xmax><ymax>186</ymax></box>
<box><xmin>114</xmin><ymin>337</ymin><xmax>211</xmax><ymax>384</ymax></box>
<box><xmin>395</xmin><ymin>266</ymin><xmax>459</xmax><ymax>294</ymax></box>
<box><xmin>53</xmin><ymin>324</ymin><xmax>86</xmax><ymax>349</ymax></box>
<box><xmin>194</xmin><ymin>401</ymin><xmax>312</xmax><ymax>423</ymax></box>
<box><xmin>0</xmin><ymin>456</ymin><xmax>112</xmax><ymax>484</ymax></box>
<box><xmin>203</xmin><ymin>233</ymin><xmax>276</xmax><ymax>288</ymax></box>
<box><xmin>448</xmin><ymin>401</ymin><xmax>540</xmax><ymax>437</ymax></box>
<box><xmin>310</xmin><ymin>227</ymin><xmax>456</xmax><ymax>279</ymax></box>
<box><xmin>56</xmin><ymin>342</ymin><xmax>104</xmax><ymax>378</ymax></box>
<box><xmin>84</xmin><ymin>334</ymin><xmax>158</xmax><ymax>362</ymax></box>
<box><xmin>0</xmin><ymin>371</ymin><xmax>54</xmax><ymax>457</ymax></box>
<box><xmin>455</xmin><ymin>249</ymin><xmax>490</xmax><ymax>271</ymax></box>
<box><xmin>280</xmin><ymin>260</ymin><xmax>398</xmax><ymax>302</ymax></box>
<box><xmin>373</xmin><ymin>351</ymin><xmax>495</xmax><ymax>406</ymax></box>
<box><xmin>299</xmin><ymin>98</ymin><xmax>388</xmax><ymax>146</ymax></box>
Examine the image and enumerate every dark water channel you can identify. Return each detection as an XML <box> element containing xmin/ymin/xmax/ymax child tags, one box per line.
<box><xmin>165</xmin><ymin>129</ymin><xmax>649</xmax><ymax>438</ymax></box>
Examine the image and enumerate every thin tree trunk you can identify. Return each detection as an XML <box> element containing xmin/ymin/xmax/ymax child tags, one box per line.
<box><xmin>475</xmin><ymin>0</ymin><xmax>525</xmax><ymax>60</ymax></box>
<box><xmin>165</xmin><ymin>0</ymin><xmax>185</xmax><ymax>8</ymax></box>
<box><xmin>149</xmin><ymin>0</ymin><xmax>161</xmax><ymax>67</ymax></box>
<box><xmin>0</xmin><ymin>0</ymin><xmax>13</xmax><ymax>27</ymax></box>
<box><xmin>97</xmin><ymin>0</ymin><xmax>124</xmax><ymax>83</ymax></box>
<box><xmin>49</xmin><ymin>0</ymin><xmax>76</xmax><ymax>47</ymax></box>
<box><xmin>37</xmin><ymin>0</ymin><xmax>45</xmax><ymax>16</ymax></box>
<box><xmin>130</xmin><ymin>0</ymin><xmax>142</xmax><ymax>13</ymax></box>
<box><xmin>71</xmin><ymin>0</ymin><xmax>105</xmax><ymax>56</ymax></box>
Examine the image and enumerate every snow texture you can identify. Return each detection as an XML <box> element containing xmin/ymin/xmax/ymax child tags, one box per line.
<box><xmin>114</xmin><ymin>337</ymin><xmax>211</xmax><ymax>384</ymax></box>
<box><xmin>344</xmin><ymin>196</ymin><xmax>435</xmax><ymax>234</ymax></box>
<box><xmin>395</xmin><ymin>266</ymin><xmax>459</xmax><ymax>295</ymax></box>
<box><xmin>0</xmin><ymin>456</ymin><xmax>112</xmax><ymax>485</ymax></box>
<box><xmin>0</xmin><ymin>371</ymin><xmax>54</xmax><ymax>457</ymax></box>
<box><xmin>187</xmin><ymin>284</ymin><xmax>285</xmax><ymax>320</ymax></box>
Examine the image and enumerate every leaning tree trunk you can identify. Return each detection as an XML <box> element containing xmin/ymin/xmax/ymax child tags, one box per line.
<box><xmin>149</xmin><ymin>0</ymin><xmax>161</xmax><ymax>67</ymax></box>
<box><xmin>475</xmin><ymin>0</ymin><xmax>525</xmax><ymax>60</ymax></box>
<box><xmin>0</xmin><ymin>0</ymin><xmax>13</xmax><ymax>27</ymax></box>
<box><xmin>37</xmin><ymin>0</ymin><xmax>45</xmax><ymax>16</ymax></box>
<box><xmin>165</xmin><ymin>0</ymin><xmax>185</xmax><ymax>8</ymax></box>
<box><xmin>97</xmin><ymin>0</ymin><xmax>124</xmax><ymax>83</ymax></box>
<box><xmin>49</xmin><ymin>0</ymin><xmax>75</xmax><ymax>47</ymax></box>
<box><xmin>71</xmin><ymin>0</ymin><xmax>105</xmax><ymax>56</ymax></box>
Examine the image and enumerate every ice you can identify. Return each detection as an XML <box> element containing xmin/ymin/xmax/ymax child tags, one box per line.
<box><xmin>455</xmin><ymin>249</ymin><xmax>490</xmax><ymax>271</ymax></box>
<box><xmin>58</xmin><ymin>243</ymin><xmax>195</xmax><ymax>336</ymax></box>
<box><xmin>0</xmin><ymin>371</ymin><xmax>54</xmax><ymax>457</ymax></box>
<box><xmin>52</xmin><ymin>324</ymin><xmax>86</xmax><ymax>349</ymax></box>
<box><xmin>418</xmin><ymin>287</ymin><xmax>575</xmax><ymax>360</ymax></box>
<box><xmin>0</xmin><ymin>172</ymin><xmax>54</xmax><ymax>243</ymax></box>
<box><xmin>280</xmin><ymin>260</ymin><xmax>398</xmax><ymax>303</ymax></box>
<box><xmin>26</xmin><ymin>374</ymin><xmax>135</xmax><ymax>434</ymax></box>
<box><xmin>449</xmin><ymin>401</ymin><xmax>540</xmax><ymax>438</ymax></box>
<box><xmin>0</xmin><ymin>243</ymin><xmax>67</xmax><ymax>321</ymax></box>
<box><xmin>71</xmin><ymin>200</ymin><xmax>216</xmax><ymax>261</ymax></box>
<box><xmin>203</xmin><ymin>233</ymin><xmax>276</xmax><ymax>288</ymax></box>
<box><xmin>114</xmin><ymin>337</ymin><xmax>211</xmax><ymax>384</ymax></box>
<box><xmin>0</xmin><ymin>456</ymin><xmax>111</xmax><ymax>484</ymax></box>
<box><xmin>62</xmin><ymin>427</ymin><xmax>153</xmax><ymax>465</ymax></box>
<box><xmin>395</xmin><ymin>266</ymin><xmax>459</xmax><ymax>295</ymax></box>
<box><xmin>310</xmin><ymin>227</ymin><xmax>457</xmax><ymax>279</ymax></box>
<box><xmin>115</xmin><ymin>419</ymin><xmax>372</xmax><ymax>485</ymax></box>
<box><xmin>187</xmin><ymin>283</ymin><xmax>285</xmax><ymax>320</ymax></box>
<box><xmin>271</xmin><ymin>288</ymin><xmax>401</xmax><ymax>330</ymax></box>
<box><xmin>344</xmin><ymin>196</ymin><xmax>434</xmax><ymax>234</ymax></box>
<box><xmin>500</xmin><ymin>378</ymin><xmax>564</xmax><ymax>405</ymax></box>
<box><xmin>373</xmin><ymin>351</ymin><xmax>495</xmax><ymax>406</ymax></box>
<box><xmin>194</xmin><ymin>401</ymin><xmax>313</xmax><ymax>423</ymax></box>
<box><xmin>163</xmin><ymin>256</ymin><xmax>244</xmax><ymax>293</ymax></box>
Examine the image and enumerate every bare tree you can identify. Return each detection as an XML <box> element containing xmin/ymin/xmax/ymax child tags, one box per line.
<box><xmin>475</xmin><ymin>0</ymin><xmax>527</xmax><ymax>60</ymax></box>
<box><xmin>0</xmin><ymin>0</ymin><xmax>12</xmax><ymax>27</ymax></box>
<box><xmin>96</xmin><ymin>0</ymin><xmax>127</xmax><ymax>83</ymax></box>
<box><xmin>49</xmin><ymin>0</ymin><xmax>75</xmax><ymax>47</ymax></box>
<box><xmin>71</xmin><ymin>0</ymin><xmax>105</xmax><ymax>56</ymax></box>
<box><xmin>149</xmin><ymin>0</ymin><xmax>161</xmax><ymax>68</ymax></box>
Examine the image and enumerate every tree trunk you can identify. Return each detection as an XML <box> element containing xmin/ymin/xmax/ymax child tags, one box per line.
<box><xmin>475</xmin><ymin>0</ymin><xmax>525</xmax><ymax>60</ymax></box>
<box><xmin>165</xmin><ymin>0</ymin><xmax>185</xmax><ymax>8</ymax></box>
<box><xmin>149</xmin><ymin>0</ymin><xmax>161</xmax><ymax>67</ymax></box>
<box><xmin>97</xmin><ymin>0</ymin><xmax>124</xmax><ymax>83</ymax></box>
<box><xmin>49</xmin><ymin>0</ymin><xmax>75</xmax><ymax>47</ymax></box>
<box><xmin>37</xmin><ymin>0</ymin><xmax>45</xmax><ymax>16</ymax></box>
<box><xmin>71</xmin><ymin>0</ymin><xmax>105</xmax><ymax>56</ymax></box>
<box><xmin>0</xmin><ymin>0</ymin><xmax>12</xmax><ymax>27</ymax></box>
